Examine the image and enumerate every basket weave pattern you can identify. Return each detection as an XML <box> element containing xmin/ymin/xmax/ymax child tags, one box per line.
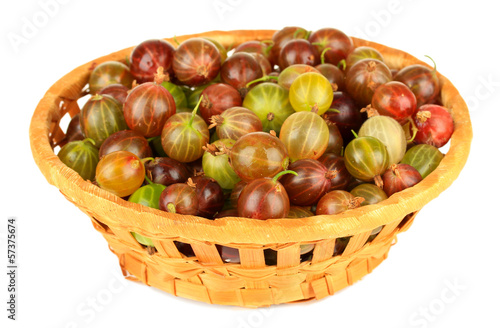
<box><xmin>29</xmin><ymin>30</ymin><xmax>472</xmax><ymax>307</ymax></box>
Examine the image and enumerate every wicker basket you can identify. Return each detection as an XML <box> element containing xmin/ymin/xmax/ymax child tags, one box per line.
<box><xmin>29</xmin><ymin>30</ymin><xmax>472</xmax><ymax>308</ymax></box>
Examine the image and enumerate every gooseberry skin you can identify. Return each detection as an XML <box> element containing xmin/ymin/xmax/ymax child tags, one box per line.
<box><xmin>278</xmin><ymin>64</ymin><xmax>320</xmax><ymax>90</ymax></box>
<box><xmin>98</xmin><ymin>84</ymin><xmax>129</xmax><ymax>105</ymax></box>
<box><xmin>242</xmin><ymin>83</ymin><xmax>295</xmax><ymax>133</ymax></box>
<box><xmin>344</xmin><ymin>136</ymin><xmax>390</xmax><ymax>183</ymax></box>
<box><xmin>358</xmin><ymin>115</ymin><xmax>407</xmax><ymax>165</ymax></box>
<box><xmin>322</xmin><ymin>91</ymin><xmax>363</xmax><ymax>144</ymax></box>
<box><xmin>229</xmin><ymin>180</ymin><xmax>247</xmax><ymax>208</ymax></box>
<box><xmin>204</xmin><ymin>37</ymin><xmax>228</xmax><ymax>64</ymax></box>
<box><xmin>88</xmin><ymin>61</ymin><xmax>134</xmax><ymax>94</ymax></box>
<box><xmin>159</xmin><ymin>183</ymin><xmax>198</xmax><ymax>215</ymax></box>
<box><xmin>400</xmin><ymin>144</ymin><xmax>444</xmax><ymax>179</ymax></box>
<box><xmin>237</xmin><ymin>176</ymin><xmax>290</xmax><ymax>220</ymax></box>
<box><xmin>382</xmin><ymin>164</ymin><xmax>423</xmax><ymax>197</ymax></box>
<box><xmin>279</xmin><ymin>111</ymin><xmax>329</xmax><ymax>161</ymax></box>
<box><xmin>129</xmin><ymin>183</ymin><xmax>166</xmax><ymax>209</ymax></box>
<box><xmin>57</xmin><ymin>139</ymin><xmax>99</xmax><ymax>181</ymax></box>
<box><xmin>212</xmin><ymin>107</ymin><xmax>263</xmax><ymax>141</ymax></box>
<box><xmin>161</xmin><ymin>81</ymin><xmax>188</xmax><ymax>109</ymax></box>
<box><xmin>202</xmin><ymin>139</ymin><xmax>241</xmax><ymax>190</ymax></box>
<box><xmin>234</xmin><ymin>40</ymin><xmax>272</xmax><ymax>61</ymax></box>
<box><xmin>413</xmin><ymin>104</ymin><xmax>454</xmax><ymax>148</ymax></box>
<box><xmin>172</xmin><ymin>38</ymin><xmax>221</xmax><ymax>87</ymax></box>
<box><xmin>318</xmin><ymin>153</ymin><xmax>352</xmax><ymax>191</ymax></box>
<box><xmin>251</xmin><ymin>53</ymin><xmax>273</xmax><ymax>76</ymax></box>
<box><xmin>325</xmin><ymin>122</ymin><xmax>343</xmax><ymax>156</ymax></box>
<box><xmin>190</xmin><ymin>176</ymin><xmax>224</xmax><ymax>218</ymax></box>
<box><xmin>230</xmin><ymin>132</ymin><xmax>289</xmax><ymax>182</ymax></box>
<box><xmin>80</xmin><ymin>94</ymin><xmax>128</xmax><ymax>148</ymax></box>
<box><xmin>63</xmin><ymin>113</ymin><xmax>84</xmax><ymax>144</ymax></box>
<box><xmin>289</xmin><ymin>72</ymin><xmax>334</xmax><ymax>115</ymax></box>
<box><xmin>129</xmin><ymin>39</ymin><xmax>175</xmax><ymax>83</ymax></box>
<box><xmin>346</xmin><ymin>59</ymin><xmax>392</xmax><ymax>106</ymax></box>
<box><xmin>99</xmin><ymin>130</ymin><xmax>152</xmax><ymax>159</ymax></box>
<box><xmin>280</xmin><ymin>159</ymin><xmax>334</xmax><ymax>206</ymax></box>
<box><xmin>316</xmin><ymin>190</ymin><xmax>358</xmax><ymax>215</ymax></box>
<box><xmin>145</xmin><ymin>157</ymin><xmax>190</xmax><ymax>186</ymax></box>
<box><xmin>394</xmin><ymin>64</ymin><xmax>440</xmax><ymax>107</ymax></box>
<box><xmin>270</xmin><ymin>27</ymin><xmax>309</xmax><ymax>66</ymax></box>
<box><xmin>220</xmin><ymin>52</ymin><xmax>263</xmax><ymax>97</ymax></box>
<box><xmin>161</xmin><ymin>112</ymin><xmax>210</xmax><ymax>163</ymax></box>
<box><xmin>123</xmin><ymin>80</ymin><xmax>176</xmax><ymax>138</ymax></box>
<box><xmin>287</xmin><ymin>206</ymin><xmax>315</xmax><ymax>218</ymax></box>
<box><xmin>279</xmin><ymin>39</ymin><xmax>319</xmax><ymax>69</ymax></box>
<box><xmin>308</xmin><ymin>28</ymin><xmax>353</xmax><ymax>66</ymax></box>
<box><xmin>315</xmin><ymin>63</ymin><xmax>345</xmax><ymax>91</ymax></box>
<box><xmin>95</xmin><ymin>151</ymin><xmax>145</xmax><ymax>198</ymax></box>
<box><xmin>371</xmin><ymin>81</ymin><xmax>417</xmax><ymax>124</ymax></box>
<box><xmin>351</xmin><ymin>183</ymin><xmax>388</xmax><ymax>206</ymax></box>
<box><xmin>199</xmin><ymin>83</ymin><xmax>242</xmax><ymax>124</ymax></box>
<box><xmin>345</xmin><ymin>46</ymin><xmax>384</xmax><ymax>71</ymax></box>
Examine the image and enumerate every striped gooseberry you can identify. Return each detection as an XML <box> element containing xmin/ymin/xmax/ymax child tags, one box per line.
<box><xmin>99</xmin><ymin>130</ymin><xmax>152</xmax><ymax>159</ymax></box>
<box><xmin>382</xmin><ymin>164</ymin><xmax>422</xmax><ymax>197</ymax></box>
<box><xmin>159</xmin><ymin>182</ymin><xmax>198</xmax><ymax>215</ymax></box>
<box><xmin>202</xmin><ymin>139</ymin><xmax>241</xmax><ymax>190</ymax></box>
<box><xmin>123</xmin><ymin>67</ymin><xmax>176</xmax><ymax>138</ymax></box>
<box><xmin>95</xmin><ymin>151</ymin><xmax>146</xmax><ymax>197</ymax></box>
<box><xmin>145</xmin><ymin>157</ymin><xmax>190</xmax><ymax>186</ymax></box>
<box><xmin>400</xmin><ymin>144</ymin><xmax>444</xmax><ymax>179</ymax></box>
<box><xmin>209</xmin><ymin>106</ymin><xmax>263</xmax><ymax>141</ymax></box>
<box><xmin>199</xmin><ymin>83</ymin><xmax>242</xmax><ymax>124</ymax></box>
<box><xmin>172</xmin><ymin>38</ymin><xmax>221</xmax><ymax>87</ymax></box>
<box><xmin>161</xmin><ymin>96</ymin><xmax>210</xmax><ymax>162</ymax></box>
<box><xmin>277</xmin><ymin>64</ymin><xmax>320</xmax><ymax>90</ymax></box>
<box><xmin>289</xmin><ymin>72</ymin><xmax>334</xmax><ymax>115</ymax></box>
<box><xmin>129</xmin><ymin>39</ymin><xmax>175</xmax><ymax>83</ymax></box>
<box><xmin>345</xmin><ymin>46</ymin><xmax>384</xmax><ymax>71</ymax></box>
<box><xmin>88</xmin><ymin>61</ymin><xmax>134</xmax><ymax>94</ymax></box>
<box><xmin>316</xmin><ymin>190</ymin><xmax>363</xmax><ymax>215</ymax></box>
<box><xmin>308</xmin><ymin>27</ymin><xmax>353</xmax><ymax>66</ymax></box>
<box><xmin>237</xmin><ymin>170</ymin><xmax>296</xmax><ymax>220</ymax></box>
<box><xmin>242</xmin><ymin>83</ymin><xmax>295</xmax><ymax>133</ymax></box>
<box><xmin>80</xmin><ymin>94</ymin><xmax>128</xmax><ymax>148</ymax></box>
<box><xmin>350</xmin><ymin>183</ymin><xmax>388</xmax><ymax>206</ymax></box>
<box><xmin>344</xmin><ymin>134</ymin><xmax>389</xmax><ymax>188</ymax></box>
<box><xmin>358</xmin><ymin>111</ymin><xmax>407</xmax><ymax>165</ymax></box>
<box><xmin>346</xmin><ymin>59</ymin><xmax>392</xmax><ymax>106</ymax></box>
<box><xmin>229</xmin><ymin>131</ymin><xmax>289</xmax><ymax>182</ymax></box>
<box><xmin>371</xmin><ymin>81</ymin><xmax>417</xmax><ymax>124</ymax></box>
<box><xmin>394</xmin><ymin>57</ymin><xmax>440</xmax><ymax>107</ymax></box>
<box><xmin>57</xmin><ymin>138</ymin><xmax>99</xmax><ymax>181</ymax></box>
<box><xmin>413</xmin><ymin>104</ymin><xmax>454</xmax><ymax>148</ymax></box>
<box><xmin>280</xmin><ymin>159</ymin><xmax>337</xmax><ymax>206</ymax></box>
<box><xmin>220</xmin><ymin>52</ymin><xmax>263</xmax><ymax>97</ymax></box>
<box><xmin>189</xmin><ymin>176</ymin><xmax>224</xmax><ymax>218</ymax></box>
<box><xmin>279</xmin><ymin>111</ymin><xmax>329</xmax><ymax>161</ymax></box>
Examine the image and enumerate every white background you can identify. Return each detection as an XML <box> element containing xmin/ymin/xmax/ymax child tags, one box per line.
<box><xmin>1</xmin><ymin>0</ymin><xmax>498</xmax><ymax>327</ymax></box>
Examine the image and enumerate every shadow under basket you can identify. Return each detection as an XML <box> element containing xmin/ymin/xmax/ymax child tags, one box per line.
<box><xmin>29</xmin><ymin>30</ymin><xmax>472</xmax><ymax>308</ymax></box>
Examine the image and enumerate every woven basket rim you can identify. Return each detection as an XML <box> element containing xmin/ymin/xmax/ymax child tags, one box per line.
<box><xmin>29</xmin><ymin>29</ymin><xmax>472</xmax><ymax>244</ymax></box>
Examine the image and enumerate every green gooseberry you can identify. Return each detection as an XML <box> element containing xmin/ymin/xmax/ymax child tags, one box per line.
<box><xmin>401</xmin><ymin>144</ymin><xmax>444</xmax><ymax>179</ymax></box>
<box><xmin>57</xmin><ymin>138</ymin><xmax>99</xmax><ymax>181</ymax></box>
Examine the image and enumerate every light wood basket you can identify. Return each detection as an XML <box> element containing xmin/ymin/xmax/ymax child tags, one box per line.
<box><xmin>29</xmin><ymin>30</ymin><xmax>472</xmax><ymax>307</ymax></box>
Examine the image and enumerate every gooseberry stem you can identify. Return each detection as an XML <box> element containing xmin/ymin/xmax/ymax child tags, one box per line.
<box><xmin>351</xmin><ymin>130</ymin><xmax>359</xmax><ymax>138</ymax></box>
<box><xmin>246</xmin><ymin>75</ymin><xmax>279</xmax><ymax>88</ymax></box>
<box><xmin>173</xmin><ymin>35</ymin><xmax>180</xmax><ymax>46</ymax></box>
<box><xmin>293</xmin><ymin>28</ymin><xmax>309</xmax><ymax>39</ymax></box>
<box><xmin>82</xmin><ymin>138</ymin><xmax>96</xmax><ymax>146</ymax></box>
<box><xmin>272</xmin><ymin>170</ymin><xmax>298</xmax><ymax>183</ymax></box>
<box><xmin>407</xmin><ymin>118</ymin><xmax>419</xmax><ymax>143</ymax></box>
<box><xmin>326</xmin><ymin>108</ymin><xmax>341</xmax><ymax>114</ymax></box>
<box><xmin>424</xmin><ymin>55</ymin><xmax>437</xmax><ymax>73</ymax></box>
<box><xmin>320</xmin><ymin>47</ymin><xmax>332</xmax><ymax>65</ymax></box>
<box><xmin>337</xmin><ymin>59</ymin><xmax>346</xmax><ymax>71</ymax></box>
<box><xmin>189</xmin><ymin>95</ymin><xmax>203</xmax><ymax>127</ymax></box>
